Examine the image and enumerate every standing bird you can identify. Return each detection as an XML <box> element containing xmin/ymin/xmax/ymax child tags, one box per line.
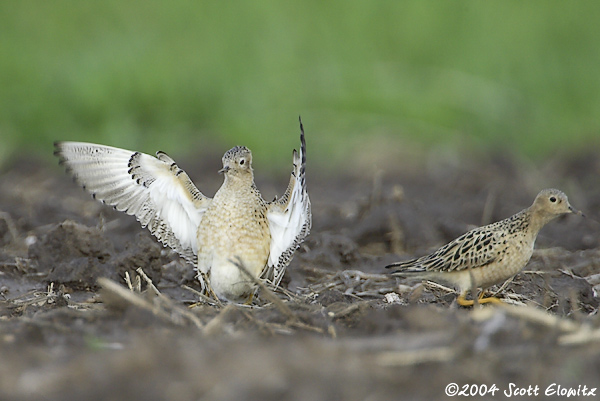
<box><xmin>54</xmin><ymin>118</ymin><xmax>311</xmax><ymax>303</ymax></box>
<box><xmin>386</xmin><ymin>189</ymin><xmax>581</xmax><ymax>306</ymax></box>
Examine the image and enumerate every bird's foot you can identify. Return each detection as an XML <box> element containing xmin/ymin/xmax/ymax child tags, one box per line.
<box><xmin>243</xmin><ymin>292</ymin><xmax>255</xmax><ymax>306</ymax></box>
<box><xmin>457</xmin><ymin>292</ymin><xmax>503</xmax><ymax>307</ymax></box>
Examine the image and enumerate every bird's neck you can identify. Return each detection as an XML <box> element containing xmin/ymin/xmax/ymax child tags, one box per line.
<box><xmin>221</xmin><ymin>173</ymin><xmax>257</xmax><ymax>195</ymax></box>
<box><xmin>525</xmin><ymin>208</ymin><xmax>560</xmax><ymax>236</ymax></box>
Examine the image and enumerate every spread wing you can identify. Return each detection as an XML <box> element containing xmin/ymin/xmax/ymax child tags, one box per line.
<box><xmin>54</xmin><ymin>141</ymin><xmax>210</xmax><ymax>264</ymax></box>
<box><xmin>264</xmin><ymin>117</ymin><xmax>312</xmax><ymax>286</ymax></box>
<box><xmin>387</xmin><ymin>223</ymin><xmax>507</xmax><ymax>274</ymax></box>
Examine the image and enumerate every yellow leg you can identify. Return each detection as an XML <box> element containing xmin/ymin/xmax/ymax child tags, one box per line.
<box><xmin>457</xmin><ymin>291</ymin><xmax>503</xmax><ymax>306</ymax></box>
<box><xmin>477</xmin><ymin>295</ymin><xmax>503</xmax><ymax>304</ymax></box>
<box><xmin>244</xmin><ymin>292</ymin><xmax>255</xmax><ymax>305</ymax></box>
<box><xmin>457</xmin><ymin>292</ymin><xmax>475</xmax><ymax>306</ymax></box>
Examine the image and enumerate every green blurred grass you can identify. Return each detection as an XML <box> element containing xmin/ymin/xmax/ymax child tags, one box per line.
<box><xmin>1</xmin><ymin>1</ymin><xmax>599</xmax><ymax>170</ymax></box>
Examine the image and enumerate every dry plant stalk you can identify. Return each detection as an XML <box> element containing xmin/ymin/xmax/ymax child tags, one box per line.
<box><xmin>231</xmin><ymin>256</ymin><xmax>297</xmax><ymax>322</ymax></box>
<box><xmin>98</xmin><ymin>275</ymin><xmax>204</xmax><ymax>331</ymax></box>
<box><xmin>496</xmin><ymin>302</ymin><xmax>580</xmax><ymax>332</ymax></box>
<box><xmin>559</xmin><ymin>327</ymin><xmax>600</xmax><ymax>346</ymax></box>
<box><xmin>376</xmin><ymin>347</ymin><xmax>455</xmax><ymax>367</ymax></box>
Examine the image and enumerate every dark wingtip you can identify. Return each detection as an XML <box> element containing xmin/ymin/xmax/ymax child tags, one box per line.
<box><xmin>298</xmin><ymin>116</ymin><xmax>305</xmax><ymax>140</ymax></box>
<box><xmin>128</xmin><ymin>151</ymin><xmax>141</xmax><ymax>169</ymax></box>
<box><xmin>298</xmin><ymin>115</ymin><xmax>306</xmax><ymax>166</ymax></box>
<box><xmin>53</xmin><ymin>141</ymin><xmax>63</xmax><ymax>159</ymax></box>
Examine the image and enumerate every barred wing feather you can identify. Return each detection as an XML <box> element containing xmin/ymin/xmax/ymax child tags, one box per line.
<box><xmin>387</xmin><ymin>226</ymin><xmax>503</xmax><ymax>274</ymax></box>
<box><xmin>54</xmin><ymin>141</ymin><xmax>210</xmax><ymax>264</ymax></box>
<box><xmin>265</xmin><ymin>119</ymin><xmax>311</xmax><ymax>286</ymax></box>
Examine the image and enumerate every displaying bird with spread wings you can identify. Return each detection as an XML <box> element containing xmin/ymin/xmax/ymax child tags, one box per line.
<box><xmin>54</xmin><ymin>117</ymin><xmax>311</xmax><ymax>303</ymax></box>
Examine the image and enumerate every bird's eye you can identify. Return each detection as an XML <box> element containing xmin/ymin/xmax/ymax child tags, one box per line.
<box><xmin>239</xmin><ymin>159</ymin><xmax>245</xmax><ymax>165</ymax></box>
<box><xmin>549</xmin><ymin>196</ymin><xmax>557</xmax><ymax>203</ymax></box>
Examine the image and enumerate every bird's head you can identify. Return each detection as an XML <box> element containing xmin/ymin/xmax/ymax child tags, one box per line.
<box><xmin>531</xmin><ymin>188</ymin><xmax>582</xmax><ymax>219</ymax></box>
<box><xmin>219</xmin><ymin>146</ymin><xmax>253</xmax><ymax>178</ymax></box>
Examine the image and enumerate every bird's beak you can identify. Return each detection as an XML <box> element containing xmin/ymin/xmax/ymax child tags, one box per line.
<box><xmin>218</xmin><ymin>166</ymin><xmax>230</xmax><ymax>174</ymax></box>
<box><xmin>568</xmin><ymin>205</ymin><xmax>585</xmax><ymax>217</ymax></box>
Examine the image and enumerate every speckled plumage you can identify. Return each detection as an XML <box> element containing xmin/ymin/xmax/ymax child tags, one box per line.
<box><xmin>196</xmin><ymin>146</ymin><xmax>272</xmax><ymax>301</ymax></box>
<box><xmin>387</xmin><ymin>189</ymin><xmax>580</xmax><ymax>305</ymax></box>
<box><xmin>54</xmin><ymin>118</ymin><xmax>311</xmax><ymax>303</ymax></box>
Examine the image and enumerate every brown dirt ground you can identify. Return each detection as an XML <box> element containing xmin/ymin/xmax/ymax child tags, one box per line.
<box><xmin>1</xmin><ymin>150</ymin><xmax>599</xmax><ymax>401</ymax></box>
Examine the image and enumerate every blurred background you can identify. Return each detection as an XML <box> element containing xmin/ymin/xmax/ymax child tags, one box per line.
<box><xmin>1</xmin><ymin>1</ymin><xmax>599</xmax><ymax>172</ymax></box>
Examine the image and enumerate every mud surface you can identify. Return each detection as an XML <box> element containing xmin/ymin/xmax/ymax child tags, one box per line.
<box><xmin>1</xmin><ymin>152</ymin><xmax>599</xmax><ymax>400</ymax></box>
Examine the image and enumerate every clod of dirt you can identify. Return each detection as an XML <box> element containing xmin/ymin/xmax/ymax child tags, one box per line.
<box><xmin>48</xmin><ymin>257</ymin><xmax>115</xmax><ymax>289</ymax></box>
<box><xmin>28</xmin><ymin>220</ymin><xmax>115</xmax><ymax>288</ymax></box>
<box><xmin>540</xmin><ymin>271</ymin><xmax>598</xmax><ymax>313</ymax></box>
<box><xmin>302</xmin><ymin>233</ymin><xmax>362</xmax><ymax>267</ymax></box>
<box><xmin>111</xmin><ymin>232</ymin><xmax>164</xmax><ymax>284</ymax></box>
<box><xmin>317</xmin><ymin>289</ymin><xmax>357</xmax><ymax>306</ymax></box>
<box><xmin>161</xmin><ymin>259</ymin><xmax>197</xmax><ymax>285</ymax></box>
<box><xmin>348</xmin><ymin>304</ymin><xmax>455</xmax><ymax>335</ymax></box>
<box><xmin>27</xmin><ymin>221</ymin><xmax>166</xmax><ymax>289</ymax></box>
